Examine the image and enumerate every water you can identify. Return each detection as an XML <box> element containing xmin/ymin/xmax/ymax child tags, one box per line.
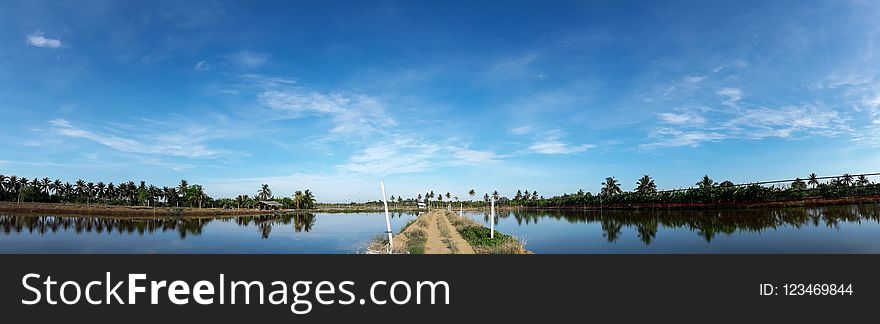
<box><xmin>467</xmin><ymin>203</ymin><xmax>880</xmax><ymax>253</ymax></box>
<box><xmin>0</xmin><ymin>212</ymin><xmax>417</xmax><ymax>253</ymax></box>
<box><xmin>3</xmin><ymin>204</ymin><xmax>880</xmax><ymax>253</ymax></box>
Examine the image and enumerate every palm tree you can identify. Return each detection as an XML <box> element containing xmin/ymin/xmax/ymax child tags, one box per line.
<box><xmin>696</xmin><ymin>175</ymin><xmax>715</xmax><ymax>189</ymax></box>
<box><xmin>302</xmin><ymin>189</ymin><xmax>315</xmax><ymax>209</ymax></box>
<box><xmin>293</xmin><ymin>190</ymin><xmax>304</xmax><ymax>209</ymax></box>
<box><xmin>62</xmin><ymin>182</ymin><xmax>73</xmax><ymax>202</ymax></box>
<box><xmin>30</xmin><ymin>178</ymin><xmax>41</xmax><ymax>193</ymax></box>
<box><xmin>468</xmin><ymin>189</ymin><xmax>476</xmax><ymax>200</ymax></box>
<box><xmin>857</xmin><ymin>174</ymin><xmax>870</xmax><ymax>186</ymax></box>
<box><xmin>634</xmin><ymin>175</ymin><xmax>656</xmax><ymax>193</ymax></box>
<box><xmin>257</xmin><ymin>184</ymin><xmax>272</xmax><ymax>201</ymax></box>
<box><xmin>177</xmin><ymin>179</ymin><xmax>189</xmax><ymax>205</ymax></box>
<box><xmin>492</xmin><ymin>190</ymin><xmax>500</xmax><ymax>200</ymax></box>
<box><xmin>808</xmin><ymin>173</ymin><xmax>819</xmax><ymax>188</ymax></box>
<box><xmin>85</xmin><ymin>182</ymin><xmax>95</xmax><ymax>204</ymax></box>
<box><xmin>842</xmin><ymin>173</ymin><xmax>854</xmax><ymax>186</ymax></box>
<box><xmin>40</xmin><ymin>177</ymin><xmax>51</xmax><ymax>194</ymax></box>
<box><xmin>51</xmin><ymin>179</ymin><xmax>62</xmax><ymax>198</ymax></box>
<box><xmin>75</xmin><ymin>179</ymin><xmax>86</xmax><ymax>202</ymax></box>
<box><xmin>445</xmin><ymin>192</ymin><xmax>451</xmax><ymax>201</ymax></box>
<box><xmin>601</xmin><ymin>177</ymin><xmax>622</xmax><ymax>196</ymax></box>
<box><xmin>483</xmin><ymin>193</ymin><xmax>489</xmax><ymax>203</ymax></box>
<box><xmin>95</xmin><ymin>182</ymin><xmax>106</xmax><ymax>202</ymax></box>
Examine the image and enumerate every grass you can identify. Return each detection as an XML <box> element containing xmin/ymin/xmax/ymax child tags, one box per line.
<box><xmin>365</xmin><ymin>216</ymin><xmax>428</xmax><ymax>254</ymax></box>
<box><xmin>446</xmin><ymin>213</ymin><xmax>529</xmax><ymax>254</ymax></box>
<box><xmin>436</xmin><ymin>216</ymin><xmax>458</xmax><ymax>253</ymax></box>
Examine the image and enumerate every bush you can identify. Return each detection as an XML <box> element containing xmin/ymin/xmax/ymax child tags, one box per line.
<box><xmin>457</xmin><ymin>226</ymin><xmax>515</xmax><ymax>247</ymax></box>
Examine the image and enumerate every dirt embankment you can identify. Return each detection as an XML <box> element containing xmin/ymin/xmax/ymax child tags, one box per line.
<box><xmin>392</xmin><ymin>210</ymin><xmax>475</xmax><ymax>254</ymax></box>
<box><xmin>0</xmin><ymin>202</ymin><xmax>278</xmax><ymax>218</ymax></box>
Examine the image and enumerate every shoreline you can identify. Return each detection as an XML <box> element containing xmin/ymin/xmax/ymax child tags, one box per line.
<box><xmin>4</xmin><ymin>195</ymin><xmax>880</xmax><ymax>218</ymax></box>
<box><xmin>0</xmin><ymin>202</ymin><xmax>284</xmax><ymax>218</ymax></box>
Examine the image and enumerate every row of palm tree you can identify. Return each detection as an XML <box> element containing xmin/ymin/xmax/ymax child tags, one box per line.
<box><xmin>0</xmin><ymin>174</ymin><xmax>316</xmax><ymax>210</ymax></box>
<box><xmin>543</xmin><ymin>173</ymin><xmax>880</xmax><ymax>208</ymax></box>
<box><xmin>377</xmin><ymin>173</ymin><xmax>876</xmax><ymax>209</ymax></box>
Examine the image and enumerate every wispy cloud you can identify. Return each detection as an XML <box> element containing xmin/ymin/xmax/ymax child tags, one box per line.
<box><xmin>483</xmin><ymin>51</ymin><xmax>543</xmax><ymax>81</ymax></box>
<box><xmin>194</xmin><ymin>60</ymin><xmax>211</xmax><ymax>71</ymax></box>
<box><xmin>450</xmin><ymin>147</ymin><xmax>500</xmax><ymax>164</ymax></box>
<box><xmin>49</xmin><ymin>119</ymin><xmax>227</xmax><ymax>158</ymax></box>
<box><xmin>644</xmin><ymin>104</ymin><xmax>849</xmax><ymax>149</ymax></box>
<box><xmin>338</xmin><ymin>138</ymin><xmax>440</xmax><ymax>175</ymax></box>
<box><xmin>528</xmin><ymin>141</ymin><xmax>594</xmax><ymax>154</ymax></box>
<box><xmin>640</xmin><ymin>128</ymin><xmax>726</xmax><ymax>149</ymax></box>
<box><xmin>228</xmin><ymin>50</ymin><xmax>269</xmax><ymax>68</ymax></box>
<box><xmin>657</xmin><ymin>112</ymin><xmax>706</xmax><ymax>125</ymax></box>
<box><xmin>509</xmin><ymin>126</ymin><xmax>533</xmax><ymax>135</ymax></box>
<box><xmin>26</xmin><ymin>32</ymin><xmax>62</xmax><ymax>48</ymax></box>
<box><xmin>338</xmin><ymin>136</ymin><xmax>504</xmax><ymax>175</ymax></box>
<box><xmin>251</xmin><ymin>75</ymin><xmax>396</xmax><ymax>136</ymax></box>
<box><xmin>717</xmin><ymin>87</ymin><xmax>742</xmax><ymax>107</ymax></box>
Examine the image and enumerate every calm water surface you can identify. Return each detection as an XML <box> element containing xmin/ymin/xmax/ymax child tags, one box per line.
<box><xmin>0</xmin><ymin>212</ymin><xmax>416</xmax><ymax>253</ymax></box>
<box><xmin>3</xmin><ymin>203</ymin><xmax>880</xmax><ymax>253</ymax></box>
<box><xmin>468</xmin><ymin>203</ymin><xmax>880</xmax><ymax>253</ymax></box>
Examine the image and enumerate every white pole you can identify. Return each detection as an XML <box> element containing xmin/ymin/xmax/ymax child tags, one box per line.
<box><xmin>459</xmin><ymin>203</ymin><xmax>462</xmax><ymax>218</ymax></box>
<box><xmin>490</xmin><ymin>196</ymin><xmax>495</xmax><ymax>239</ymax></box>
<box><xmin>380</xmin><ymin>181</ymin><xmax>393</xmax><ymax>254</ymax></box>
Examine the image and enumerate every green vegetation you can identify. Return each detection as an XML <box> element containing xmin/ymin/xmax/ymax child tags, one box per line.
<box><xmin>524</xmin><ymin>173</ymin><xmax>880</xmax><ymax>209</ymax></box>
<box><xmin>366</xmin><ymin>216</ymin><xmax>427</xmax><ymax>254</ymax></box>
<box><xmin>457</xmin><ymin>226</ymin><xmax>516</xmax><ymax>248</ymax></box>
<box><xmin>446</xmin><ymin>213</ymin><xmax>528</xmax><ymax>254</ymax></box>
<box><xmin>0</xmin><ymin>173</ymin><xmax>316</xmax><ymax>210</ymax></box>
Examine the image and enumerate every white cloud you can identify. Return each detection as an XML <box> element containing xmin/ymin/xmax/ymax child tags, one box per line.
<box><xmin>228</xmin><ymin>50</ymin><xmax>268</xmax><ymax>68</ymax></box>
<box><xmin>26</xmin><ymin>32</ymin><xmax>62</xmax><ymax>48</ymax></box>
<box><xmin>528</xmin><ymin>141</ymin><xmax>594</xmax><ymax>154</ymax></box>
<box><xmin>337</xmin><ymin>136</ymin><xmax>503</xmax><ymax>175</ymax></box>
<box><xmin>194</xmin><ymin>60</ymin><xmax>211</xmax><ymax>71</ymax></box>
<box><xmin>49</xmin><ymin>119</ymin><xmax>226</xmax><ymax>158</ymax></box>
<box><xmin>257</xmin><ymin>88</ymin><xmax>397</xmax><ymax>136</ymax></box>
<box><xmin>657</xmin><ymin>112</ymin><xmax>706</xmax><ymax>125</ymax></box>
<box><xmin>450</xmin><ymin>147</ymin><xmax>500</xmax><ymax>163</ymax></box>
<box><xmin>685</xmin><ymin>75</ymin><xmax>707</xmax><ymax>84</ymax></box>
<box><xmin>509</xmin><ymin>126</ymin><xmax>533</xmax><ymax>135</ymax></box>
<box><xmin>258</xmin><ymin>90</ymin><xmax>348</xmax><ymax>114</ymax></box>
<box><xmin>643</xmin><ymin>104</ymin><xmax>849</xmax><ymax>149</ymax></box>
<box><xmin>640</xmin><ymin>129</ymin><xmax>726</xmax><ymax>149</ymax></box>
<box><xmin>339</xmin><ymin>138</ymin><xmax>440</xmax><ymax>175</ymax></box>
<box><xmin>717</xmin><ymin>87</ymin><xmax>742</xmax><ymax>106</ymax></box>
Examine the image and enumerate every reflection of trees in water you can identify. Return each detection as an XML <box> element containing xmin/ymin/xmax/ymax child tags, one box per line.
<box><xmin>493</xmin><ymin>204</ymin><xmax>880</xmax><ymax>244</ymax></box>
<box><xmin>0</xmin><ymin>212</ymin><xmax>333</xmax><ymax>240</ymax></box>
<box><xmin>0</xmin><ymin>211</ymin><xmax>422</xmax><ymax>240</ymax></box>
<box><xmin>0</xmin><ymin>216</ymin><xmax>209</xmax><ymax>240</ymax></box>
<box><xmin>235</xmin><ymin>213</ymin><xmax>318</xmax><ymax>238</ymax></box>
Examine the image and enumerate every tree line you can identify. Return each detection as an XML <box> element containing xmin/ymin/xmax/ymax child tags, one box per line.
<box><xmin>0</xmin><ymin>173</ymin><xmax>315</xmax><ymax>210</ymax></box>
<box><xmin>375</xmin><ymin>172</ymin><xmax>879</xmax><ymax>209</ymax></box>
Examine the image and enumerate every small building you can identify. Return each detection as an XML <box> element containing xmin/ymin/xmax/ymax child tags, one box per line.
<box><xmin>258</xmin><ymin>200</ymin><xmax>284</xmax><ymax>210</ymax></box>
<box><xmin>417</xmin><ymin>202</ymin><xmax>426</xmax><ymax>209</ymax></box>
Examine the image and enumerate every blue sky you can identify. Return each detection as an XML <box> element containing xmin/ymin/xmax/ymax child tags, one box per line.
<box><xmin>2</xmin><ymin>0</ymin><xmax>880</xmax><ymax>202</ymax></box>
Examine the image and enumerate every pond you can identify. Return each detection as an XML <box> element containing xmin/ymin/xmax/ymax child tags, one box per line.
<box><xmin>0</xmin><ymin>212</ymin><xmax>416</xmax><ymax>253</ymax></box>
<box><xmin>3</xmin><ymin>203</ymin><xmax>880</xmax><ymax>253</ymax></box>
<box><xmin>467</xmin><ymin>203</ymin><xmax>880</xmax><ymax>253</ymax></box>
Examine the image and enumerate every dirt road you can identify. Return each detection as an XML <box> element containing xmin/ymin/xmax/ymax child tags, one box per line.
<box><xmin>422</xmin><ymin>210</ymin><xmax>475</xmax><ymax>254</ymax></box>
